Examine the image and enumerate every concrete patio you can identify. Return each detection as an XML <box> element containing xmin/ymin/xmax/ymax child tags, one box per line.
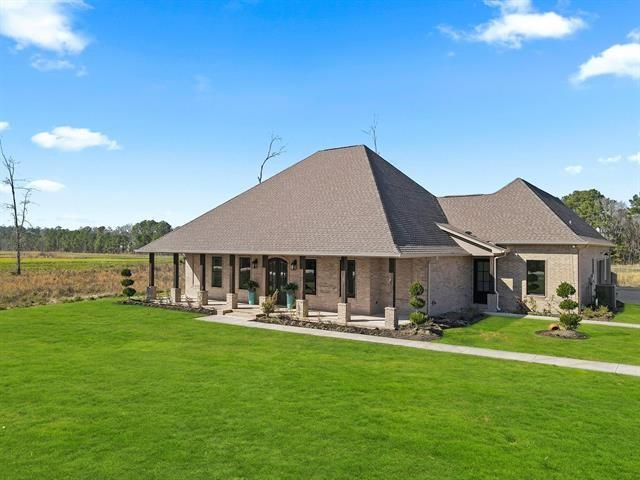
<box><xmin>150</xmin><ymin>295</ymin><xmax>411</xmax><ymax>330</ymax></box>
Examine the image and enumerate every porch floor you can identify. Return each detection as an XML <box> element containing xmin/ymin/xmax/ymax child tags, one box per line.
<box><xmin>151</xmin><ymin>296</ymin><xmax>411</xmax><ymax>330</ymax></box>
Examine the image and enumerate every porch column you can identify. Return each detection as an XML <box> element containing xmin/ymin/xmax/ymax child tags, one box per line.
<box><xmin>259</xmin><ymin>255</ymin><xmax>268</xmax><ymax>305</ymax></box>
<box><xmin>338</xmin><ymin>256</ymin><xmax>350</xmax><ymax>324</ymax></box>
<box><xmin>296</xmin><ymin>255</ymin><xmax>308</xmax><ymax>317</ymax></box>
<box><xmin>227</xmin><ymin>254</ymin><xmax>237</xmax><ymax>309</ymax></box>
<box><xmin>198</xmin><ymin>253</ymin><xmax>208</xmax><ymax>306</ymax></box>
<box><xmin>146</xmin><ymin>253</ymin><xmax>156</xmax><ymax>300</ymax></box>
<box><xmin>170</xmin><ymin>253</ymin><xmax>181</xmax><ymax>304</ymax></box>
<box><xmin>385</xmin><ymin>258</ymin><xmax>398</xmax><ymax>329</ymax></box>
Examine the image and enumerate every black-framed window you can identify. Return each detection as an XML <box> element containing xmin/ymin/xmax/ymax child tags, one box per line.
<box><xmin>239</xmin><ymin>256</ymin><xmax>251</xmax><ymax>289</ymax></box>
<box><xmin>346</xmin><ymin>259</ymin><xmax>356</xmax><ymax>298</ymax></box>
<box><xmin>211</xmin><ymin>256</ymin><xmax>222</xmax><ymax>288</ymax></box>
<box><xmin>526</xmin><ymin>260</ymin><xmax>545</xmax><ymax>295</ymax></box>
<box><xmin>304</xmin><ymin>259</ymin><xmax>316</xmax><ymax>295</ymax></box>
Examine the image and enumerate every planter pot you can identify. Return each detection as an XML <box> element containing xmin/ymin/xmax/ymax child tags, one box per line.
<box><xmin>286</xmin><ymin>292</ymin><xmax>296</xmax><ymax>309</ymax></box>
<box><xmin>248</xmin><ymin>290</ymin><xmax>257</xmax><ymax>305</ymax></box>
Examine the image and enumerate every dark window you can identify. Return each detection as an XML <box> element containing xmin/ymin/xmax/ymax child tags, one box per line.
<box><xmin>211</xmin><ymin>256</ymin><xmax>222</xmax><ymax>288</ymax></box>
<box><xmin>346</xmin><ymin>259</ymin><xmax>356</xmax><ymax>298</ymax></box>
<box><xmin>239</xmin><ymin>256</ymin><xmax>251</xmax><ymax>290</ymax></box>
<box><xmin>304</xmin><ymin>259</ymin><xmax>316</xmax><ymax>295</ymax></box>
<box><xmin>526</xmin><ymin>260</ymin><xmax>546</xmax><ymax>295</ymax></box>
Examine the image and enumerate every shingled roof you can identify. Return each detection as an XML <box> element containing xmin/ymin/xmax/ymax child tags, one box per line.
<box><xmin>137</xmin><ymin>145</ymin><xmax>464</xmax><ymax>256</ymax></box>
<box><xmin>438</xmin><ymin>178</ymin><xmax>612</xmax><ymax>246</ymax></box>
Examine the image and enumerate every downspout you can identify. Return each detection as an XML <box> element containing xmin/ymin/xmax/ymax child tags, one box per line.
<box><xmin>493</xmin><ymin>251</ymin><xmax>507</xmax><ymax>311</ymax></box>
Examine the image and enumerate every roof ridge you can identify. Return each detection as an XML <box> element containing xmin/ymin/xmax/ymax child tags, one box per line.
<box><xmin>516</xmin><ymin>179</ymin><xmax>584</xmax><ymax>244</ymax></box>
<box><xmin>362</xmin><ymin>147</ymin><xmax>401</xmax><ymax>255</ymax></box>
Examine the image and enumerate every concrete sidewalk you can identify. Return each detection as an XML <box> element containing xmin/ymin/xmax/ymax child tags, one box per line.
<box><xmin>491</xmin><ymin>312</ymin><xmax>640</xmax><ymax>329</ymax></box>
<box><xmin>198</xmin><ymin>315</ymin><xmax>640</xmax><ymax>377</ymax></box>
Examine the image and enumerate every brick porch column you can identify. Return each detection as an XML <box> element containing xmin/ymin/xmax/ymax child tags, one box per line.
<box><xmin>170</xmin><ymin>253</ymin><xmax>181</xmax><ymax>304</ymax></box>
<box><xmin>146</xmin><ymin>252</ymin><xmax>156</xmax><ymax>301</ymax></box>
<box><xmin>337</xmin><ymin>302</ymin><xmax>350</xmax><ymax>325</ymax></box>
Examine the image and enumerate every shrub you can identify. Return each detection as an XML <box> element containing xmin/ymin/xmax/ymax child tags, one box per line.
<box><xmin>122</xmin><ymin>287</ymin><xmax>136</xmax><ymax>298</ymax></box>
<box><xmin>121</xmin><ymin>268</ymin><xmax>135</xmax><ymax>298</ymax></box>
<box><xmin>581</xmin><ymin>305</ymin><xmax>612</xmax><ymax>320</ymax></box>
<box><xmin>556</xmin><ymin>281</ymin><xmax>580</xmax><ymax>330</ymax></box>
<box><xmin>261</xmin><ymin>290</ymin><xmax>279</xmax><ymax>316</ymax></box>
<box><xmin>559</xmin><ymin>313</ymin><xmax>581</xmax><ymax>331</ymax></box>
<box><xmin>408</xmin><ymin>281</ymin><xmax>427</xmax><ymax>326</ymax></box>
<box><xmin>282</xmin><ymin>282</ymin><xmax>298</xmax><ymax>292</ymax></box>
<box><xmin>409</xmin><ymin>311</ymin><xmax>427</xmax><ymax>325</ymax></box>
<box><xmin>247</xmin><ymin>280</ymin><xmax>259</xmax><ymax>291</ymax></box>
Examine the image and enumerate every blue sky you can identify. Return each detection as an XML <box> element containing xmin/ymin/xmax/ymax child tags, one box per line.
<box><xmin>0</xmin><ymin>0</ymin><xmax>638</xmax><ymax>228</ymax></box>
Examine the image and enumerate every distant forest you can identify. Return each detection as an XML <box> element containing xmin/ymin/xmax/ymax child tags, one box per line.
<box><xmin>0</xmin><ymin>220</ymin><xmax>172</xmax><ymax>253</ymax></box>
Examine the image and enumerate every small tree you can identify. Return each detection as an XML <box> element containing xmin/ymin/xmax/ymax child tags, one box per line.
<box><xmin>556</xmin><ymin>281</ymin><xmax>580</xmax><ymax>330</ymax></box>
<box><xmin>121</xmin><ymin>268</ymin><xmax>136</xmax><ymax>298</ymax></box>
<box><xmin>408</xmin><ymin>281</ymin><xmax>427</xmax><ymax>325</ymax></box>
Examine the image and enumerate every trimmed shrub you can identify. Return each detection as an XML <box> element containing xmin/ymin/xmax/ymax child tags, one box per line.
<box><xmin>121</xmin><ymin>268</ymin><xmax>135</xmax><ymax>298</ymax></box>
<box><xmin>120</xmin><ymin>268</ymin><xmax>132</xmax><ymax>277</ymax></box>
<box><xmin>120</xmin><ymin>278</ymin><xmax>134</xmax><ymax>287</ymax></box>
<box><xmin>556</xmin><ymin>281</ymin><xmax>580</xmax><ymax>331</ymax></box>
<box><xmin>122</xmin><ymin>287</ymin><xmax>136</xmax><ymax>298</ymax></box>
<box><xmin>408</xmin><ymin>281</ymin><xmax>427</xmax><ymax>326</ymax></box>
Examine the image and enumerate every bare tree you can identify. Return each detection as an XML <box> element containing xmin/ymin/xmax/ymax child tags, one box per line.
<box><xmin>1</xmin><ymin>140</ymin><xmax>34</xmax><ymax>275</ymax></box>
<box><xmin>258</xmin><ymin>134</ymin><xmax>286</xmax><ymax>183</ymax></box>
<box><xmin>362</xmin><ymin>115</ymin><xmax>379</xmax><ymax>153</ymax></box>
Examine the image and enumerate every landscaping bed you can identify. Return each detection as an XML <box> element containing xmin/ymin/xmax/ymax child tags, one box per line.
<box><xmin>535</xmin><ymin>329</ymin><xmax>589</xmax><ymax>340</ymax></box>
<box><xmin>122</xmin><ymin>298</ymin><xmax>218</xmax><ymax>316</ymax></box>
<box><xmin>253</xmin><ymin>314</ymin><xmax>443</xmax><ymax>341</ymax></box>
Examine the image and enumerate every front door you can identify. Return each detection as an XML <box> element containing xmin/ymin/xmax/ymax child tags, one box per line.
<box><xmin>267</xmin><ymin>258</ymin><xmax>288</xmax><ymax>305</ymax></box>
<box><xmin>473</xmin><ymin>258</ymin><xmax>492</xmax><ymax>304</ymax></box>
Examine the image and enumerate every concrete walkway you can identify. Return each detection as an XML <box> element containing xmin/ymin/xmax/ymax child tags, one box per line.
<box><xmin>198</xmin><ymin>315</ymin><xmax>640</xmax><ymax>378</ymax></box>
<box><xmin>490</xmin><ymin>311</ymin><xmax>640</xmax><ymax>329</ymax></box>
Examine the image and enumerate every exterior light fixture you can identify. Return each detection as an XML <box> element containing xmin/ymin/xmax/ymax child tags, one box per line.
<box><xmin>252</xmin><ymin>259</ymin><xmax>258</xmax><ymax>269</ymax></box>
<box><xmin>291</xmin><ymin>260</ymin><xmax>297</xmax><ymax>270</ymax></box>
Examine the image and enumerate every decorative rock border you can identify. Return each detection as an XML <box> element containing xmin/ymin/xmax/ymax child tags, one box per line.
<box><xmin>120</xmin><ymin>299</ymin><xmax>218</xmax><ymax>316</ymax></box>
<box><xmin>253</xmin><ymin>314</ymin><xmax>443</xmax><ymax>341</ymax></box>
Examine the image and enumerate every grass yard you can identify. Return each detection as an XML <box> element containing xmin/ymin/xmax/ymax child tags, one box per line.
<box><xmin>614</xmin><ymin>304</ymin><xmax>640</xmax><ymax>324</ymax></box>
<box><xmin>2</xmin><ymin>300</ymin><xmax>640</xmax><ymax>479</ymax></box>
<box><xmin>439</xmin><ymin>316</ymin><xmax>640</xmax><ymax>365</ymax></box>
<box><xmin>0</xmin><ymin>251</ymin><xmax>161</xmax><ymax>272</ymax></box>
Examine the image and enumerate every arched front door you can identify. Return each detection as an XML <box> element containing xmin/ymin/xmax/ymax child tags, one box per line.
<box><xmin>267</xmin><ymin>258</ymin><xmax>288</xmax><ymax>305</ymax></box>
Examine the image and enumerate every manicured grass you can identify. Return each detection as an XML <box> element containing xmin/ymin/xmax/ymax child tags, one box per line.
<box><xmin>439</xmin><ymin>316</ymin><xmax>640</xmax><ymax>365</ymax></box>
<box><xmin>614</xmin><ymin>303</ymin><xmax>640</xmax><ymax>324</ymax></box>
<box><xmin>2</xmin><ymin>301</ymin><xmax>640</xmax><ymax>479</ymax></box>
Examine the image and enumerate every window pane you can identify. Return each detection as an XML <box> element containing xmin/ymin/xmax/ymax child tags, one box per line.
<box><xmin>304</xmin><ymin>259</ymin><xmax>316</xmax><ymax>295</ymax></box>
<box><xmin>211</xmin><ymin>256</ymin><xmax>222</xmax><ymax>288</ymax></box>
<box><xmin>346</xmin><ymin>260</ymin><xmax>356</xmax><ymax>298</ymax></box>
<box><xmin>526</xmin><ymin>260</ymin><xmax>545</xmax><ymax>295</ymax></box>
<box><xmin>239</xmin><ymin>257</ymin><xmax>251</xmax><ymax>289</ymax></box>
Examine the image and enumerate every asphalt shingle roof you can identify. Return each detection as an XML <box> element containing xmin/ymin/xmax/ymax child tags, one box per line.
<box><xmin>137</xmin><ymin>145</ymin><xmax>464</xmax><ymax>256</ymax></box>
<box><xmin>438</xmin><ymin>178</ymin><xmax>612</xmax><ymax>246</ymax></box>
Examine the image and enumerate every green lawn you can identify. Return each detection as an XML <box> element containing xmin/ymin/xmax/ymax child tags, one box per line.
<box><xmin>614</xmin><ymin>303</ymin><xmax>640</xmax><ymax>324</ymax></box>
<box><xmin>1</xmin><ymin>301</ymin><xmax>640</xmax><ymax>479</ymax></box>
<box><xmin>439</xmin><ymin>316</ymin><xmax>640</xmax><ymax>365</ymax></box>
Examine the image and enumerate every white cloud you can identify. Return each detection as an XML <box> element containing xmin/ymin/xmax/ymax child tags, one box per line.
<box><xmin>439</xmin><ymin>0</ymin><xmax>585</xmax><ymax>49</ymax></box>
<box><xmin>0</xmin><ymin>121</ymin><xmax>9</xmax><ymax>131</ymax></box>
<box><xmin>597</xmin><ymin>155</ymin><xmax>622</xmax><ymax>165</ymax></box>
<box><xmin>565</xmin><ymin>165</ymin><xmax>583</xmax><ymax>175</ymax></box>
<box><xmin>572</xmin><ymin>31</ymin><xmax>640</xmax><ymax>83</ymax></box>
<box><xmin>629</xmin><ymin>152</ymin><xmax>640</xmax><ymax>164</ymax></box>
<box><xmin>0</xmin><ymin>0</ymin><xmax>89</xmax><ymax>54</ymax></box>
<box><xmin>28</xmin><ymin>179</ymin><xmax>66</xmax><ymax>192</ymax></box>
<box><xmin>30</xmin><ymin>55</ymin><xmax>75</xmax><ymax>71</ymax></box>
<box><xmin>31</xmin><ymin>126</ymin><xmax>120</xmax><ymax>151</ymax></box>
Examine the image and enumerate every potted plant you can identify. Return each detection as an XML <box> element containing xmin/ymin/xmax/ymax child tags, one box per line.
<box><xmin>247</xmin><ymin>280</ymin><xmax>259</xmax><ymax>305</ymax></box>
<box><xmin>282</xmin><ymin>282</ymin><xmax>298</xmax><ymax>309</ymax></box>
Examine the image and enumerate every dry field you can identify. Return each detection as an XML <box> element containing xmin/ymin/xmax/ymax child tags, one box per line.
<box><xmin>0</xmin><ymin>252</ymin><xmax>182</xmax><ymax>309</ymax></box>
<box><xmin>613</xmin><ymin>264</ymin><xmax>640</xmax><ymax>288</ymax></box>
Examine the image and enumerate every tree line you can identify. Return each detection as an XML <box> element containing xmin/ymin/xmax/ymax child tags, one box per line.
<box><xmin>563</xmin><ymin>190</ymin><xmax>640</xmax><ymax>264</ymax></box>
<box><xmin>0</xmin><ymin>220</ymin><xmax>172</xmax><ymax>254</ymax></box>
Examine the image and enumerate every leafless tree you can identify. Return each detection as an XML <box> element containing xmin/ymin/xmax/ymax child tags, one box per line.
<box><xmin>258</xmin><ymin>134</ymin><xmax>286</xmax><ymax>183</ymax></box>
<box><xmin>362</xmin><ymin>115</ymin><xmax>379</xmax><ymax>153</ymax></box>
<box><xmin>1</xmin><ymin>140</ymin><xmax>34</xmax><ymax>275</ymax></box>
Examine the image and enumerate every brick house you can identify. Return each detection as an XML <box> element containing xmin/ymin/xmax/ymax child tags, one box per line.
<box><xmin>137</xmin><ymin>145</ymin><xmax>613</xmax><ymax>320</ymax></box>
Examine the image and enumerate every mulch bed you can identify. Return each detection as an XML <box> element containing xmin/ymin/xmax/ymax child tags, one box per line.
<box><xmin>253</xmin><ymin>315</ymin><xmax>443</xmax><ymax>341</ymax></box>
<box><xmin>535</xmin><ymin>329</ymin><xmax>589</xmax><ymax>340</ymax></box>
<box><xmin>120</xmin><ymin>299</ymin><xmax>218</xmax><ymax>315</ymax></box>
